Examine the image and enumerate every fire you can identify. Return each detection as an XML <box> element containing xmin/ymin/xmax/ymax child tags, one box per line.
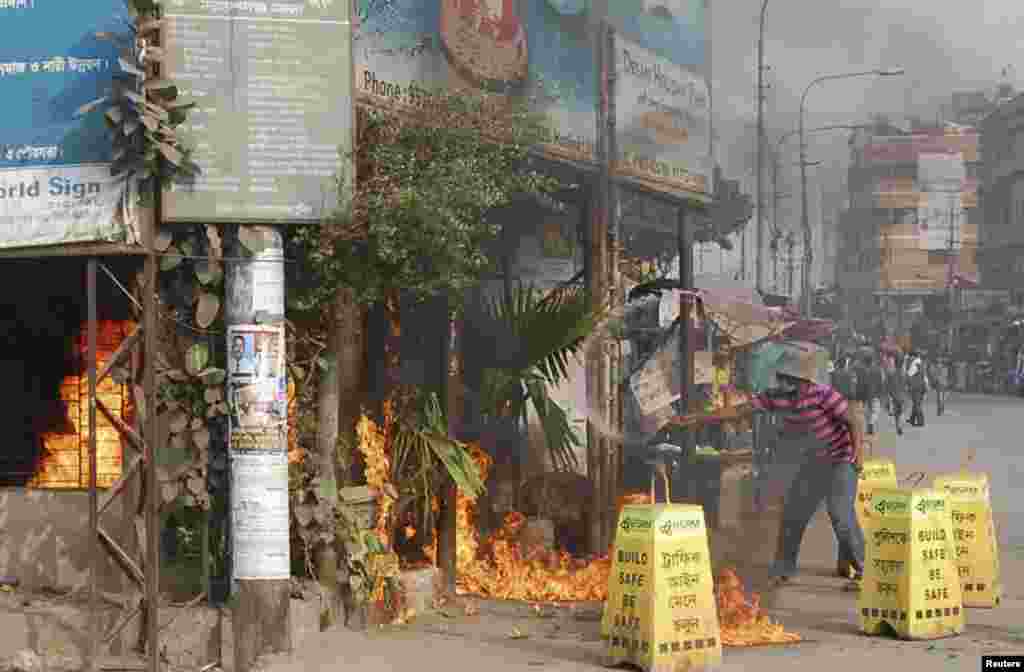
<box><xmin>356</xmin><ymin>403</ymin><xmax>396</xmax><ymax>548</ymax></box>
<box><xmin>422</xmin><ymin>442</ymin><xmax>610</xmax><ymax>602</ymax></box>
<box><xmin>715</xmin><ymin>568</ymin><xmax>801</xmax><ymax>646</ymax></box>
<box><xmin>287</xmin><ymin>377</ymin><xmax>304</xmax><ymax>464</ymax></box>
<box><xmin>356</xmin><ymin>414</ymin><xmax>799</xmax><ymax>646</ymax></box>
<box><xmin>34</xmin><ymin>320</ymin><xmax>134</xmax><ymax>489</ymax></box>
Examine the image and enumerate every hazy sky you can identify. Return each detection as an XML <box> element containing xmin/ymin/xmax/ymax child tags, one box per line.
<box><xmin>700</xmin><ymin>0</ymin><xmax>1022</xmax><ymax>286</ymax></box>
<box><xmin>711</xmin><ymin>0</ymin><xmax>1020</xmax><ymax>172</ymax></box>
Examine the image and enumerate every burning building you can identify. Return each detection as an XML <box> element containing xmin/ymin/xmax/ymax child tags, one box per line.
<box><xmin>0</xmin><ymin>257</ymin><xmax>137</xmax><ymax>590</ymax></box>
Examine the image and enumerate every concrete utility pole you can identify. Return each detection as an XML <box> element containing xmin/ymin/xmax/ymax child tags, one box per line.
<box><xmin>755</xmin><ymin>0</ymin><xmax>769</xmax><ymax>294</ymax></box>
<box><xmin>225</xmin><ymin>225</ymin><xmax>292</xmax><ymax>672</ymax></box>
<box><xmin>786</xmin><ymin>232</ymin><xmax>796</xmax><ymax>298</ymax></box>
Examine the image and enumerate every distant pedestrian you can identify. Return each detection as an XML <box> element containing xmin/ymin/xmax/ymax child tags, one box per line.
<box><xmin>955</xmin><ymin>359</ymin><xmax>967</xmax><ymax>393</ymax></box>
<box><xmin>885</xmin><ymin>354</ymin><xmax>906</xmax><ymax>436</ymax></box>
<box><xmin>906</xmin><ymin>352</ymin><xmax>929</xmax><ymax>427</ymax></box>
<box><xmin>855</xmin><ymin>352</ymin><xmax>886</xmax><ymax>435</ymax></box>
<box><xmin>830</xmin><ymin>355</ymin><xmax>858</xmax><ymax>401</ymax></box>
<box><xmin>928</xmin><ymin>357</ymin><xmax>949</xmax><ymax>416</ymax></box>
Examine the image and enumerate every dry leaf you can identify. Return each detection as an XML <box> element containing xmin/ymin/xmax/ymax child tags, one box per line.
<box><xmin>161</xmin><ymin>482</ymin><xmax>179</xmax><ymax>505</ymax></box>
<box><xmin>186</xmin><ymin>477</ymin><xmax>204</xmax><ymax>496</ymax></box>
<box><xmin>168</xmin><ymin>410</ymin><xmax>189</xmax><ymax>434</ymax></box>
<box><xmin>155</xmin><ymin>228</ymin><xmax>173</xmax><ymax>252</ymax></box>
<box><xmin>508</xmin><ymin>627</ymin><xmax>528</xmax><ymax>640</ymax></box>
<box><xmin>169</xmin><ymin>432</ymin><xmax>188</xmax><ymax>454</ymax></box>
<box><xmin>196</xmin><ymin>293</ymin><xmax>220</xmax><ymax>329</ymax></box>
<box><xmin>204</xmin><ymin>387</ymin><xmax>223</xmax><ymax>404</ymax></box>
<box><xmin>192</xmin><ymin>427</ymin><xmax>211</xmax><ymax>452</ymax></box>
<box><xmin>133</xmin><ymin>384</ymin><xmax>146</xmax><ymax>422</ymax></box>
<box><xmin>464</xmin><ymin>603</ymin><xmax>479</xmax><ymax>617</ymax></box>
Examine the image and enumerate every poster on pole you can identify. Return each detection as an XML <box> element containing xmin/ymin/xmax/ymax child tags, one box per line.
<box><xmin>227</xmin><ymin>323</ymin><xmax>289</xmax><ymax>580</ymax></box>
<box><xmin>230</xmin><ymin>450</ymin><xmax>290</xmax><ymax>580</ymax></box>
<box><xmin>227</xmin><ymin>324</ymin><xmax>287</xmax><ymax>433</ymax></box>
<box><xmin>0</xmin><ymin>0</ymin><xmax>132</xmax><ymax>249</ymax></box>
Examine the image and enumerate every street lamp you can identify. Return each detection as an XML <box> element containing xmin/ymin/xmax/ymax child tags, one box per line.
<box><xmin>799</xmin><ymin>67</ymin><xmax>904</xmax><ymax>317</ymax></box>
<box><xmin>773</xmin><ymin>124</ymin><xmax>868</xmax><ymax>297</ymax></box>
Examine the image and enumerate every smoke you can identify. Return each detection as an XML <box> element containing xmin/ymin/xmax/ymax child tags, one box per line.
<box><xmin>711</xmin><ymin>0</ymin><xmax>1015</xmax><ymax>139</ymax></box>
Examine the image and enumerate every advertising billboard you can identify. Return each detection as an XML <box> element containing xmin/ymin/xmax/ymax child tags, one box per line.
<box><xmin>612</xmin><ymin>33</ymin><xmax>711</xmax><ymax>197</ymax></box>
<box><xmin>605</xmin><ymin>0</ymin><xmax>706</xmax><ymax>69</ymax></box>
<box><xmin>875</xmin><ymin>176</ymin><xmax>921</xmax><ymax>209</ymax></box>
<box><xmin>161</xmin><ymin>0</ymin><xmax>352</xmax><ymax>224</ymax></box>
<box><xmin>606</xmin><ymin>0</ymin><xmax>711</xmax><ymax>198</ymax></box>
<box><xmin>862</xmin><ymin>131</ymin><xmax>978</xmax><ymax>165</ymax></box>
<box><xmin>0</xmin><ymin>1</ymin><xmax>131</xmax><ymax>249</ymax></box>
<box><xmin>354</xmin><ymin>0</ymin><xmax>597</xmax><ymax>164</ymax></box>
<box><xmin>917</xmin><ymin>152</ymin><xmax>966</xmax><ymax>252</ymax></box>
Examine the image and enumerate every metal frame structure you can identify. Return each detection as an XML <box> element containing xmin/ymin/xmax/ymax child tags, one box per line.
<box><xmin>80</xmin><ymin>241</ymin><xmax>160</xmax><ymax>672</ymax></box>
<box><xmin>0</xmin><ymin>236</ymin><xmax>161</xmax><ymax>672</ymax></box>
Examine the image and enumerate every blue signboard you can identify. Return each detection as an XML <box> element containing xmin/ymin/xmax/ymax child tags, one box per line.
<box><xmin>605</xmin><ymin>0</ymin><xmax>706</xmax><ymax>69</ymax></box>
<box><xmin>0</xmin><ymin>0</ymin><xmax>131</xmax><ymax>249</ymax></box>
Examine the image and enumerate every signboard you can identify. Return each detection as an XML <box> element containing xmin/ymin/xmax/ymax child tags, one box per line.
<box><xmin>606</xmin><ymin>0</ymin><xmax>710</xmax><ymax>198</ymax></box>
<box><xmin>862</xmin><ymin>132</ymin><xmax>978</xmax><ymax>165</ymax></box>
<box><xmin>858</xmin><ymin>488</ymin><xmax>965</xmax><ymax>640</ymax></box>
<box><xmin>629</xmin><ymin>331</ymin><xmax>681</xmax><ymax>419</ymax></box>
<box><xmin>605</xmin><ymin>0</ymin><xmax>706</xmax><ymax>70</ymax></box>
<box><xmin>161</xmin><ymin>1</ymin><xmax>353</xmax><ymax>223</ymax></box>
<box><xmin>354</xmin><ymin>0</ymin><xmax>597</xmax><ymax>164</ymax></box>
<box><xmin>0</xmin><ymin>1</ymin><xmax>131</xmax><ymax>249</ymax></box>
<box><xmin>875</xmin><ymin>177</ymin><xmax>921</xmax><ymax>209</ymax></box>
<box><xmin>917</xmin><ymin>153</ymin><xmax>965</xmax><ymax>253</ymax></box>
<box><xmin>612</xmin><ymin>33</ymin><xmax>711</xmax><ymax>197</ymax></box>
<box><xmin>602</xmin><ymin>504</ymin><xmax>722</xmax><ymax>670</ymax></box>
<box><xmin>933</xmin><ymin>472</ymin><xmax>1002</xmax><ymax>609</ymax></box>
<box><xmin>227</xmin><ymin>323</ymin><xmax>289</xmax><ymax>580</ymax></box>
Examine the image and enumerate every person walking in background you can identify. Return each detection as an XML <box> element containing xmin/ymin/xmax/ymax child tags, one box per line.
<box><xmin>880</xmin><ymin>349</ymin><xmax>895</xmax><ymax>415</ymax></box>
<box><xmin>856</xmin><ymin>352</ymin><xmax>886</xmax><ymax>436</ymax></box>
<box><xmin>906</xmin><ymin>351</ymin><xmax>929</xmax><ymax>427</ymax></box>
<box><xmin>830</xmin><ymin>354</ymin><xmax>858</xmax><ymax>402</ymax></box>
<box><xmin>928</xmin><ymin>355</ymin><xmax>949</xmax><ymax>416</ymax></box>
<box><xmin>885</xmin><ymin>353</ymin><xmax>907</xmax><ymax>436</ymax></box>
<box><xmin>955</xmin><ymin>357</ymin><xmax>967</xmax><ymax>393</ymax></box>
<box><xmin>847</xmin><ymin>355</ymin><xmax>868</xmax><ymax>444</ymax></box>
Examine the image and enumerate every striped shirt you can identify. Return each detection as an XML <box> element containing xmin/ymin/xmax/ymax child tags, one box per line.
<box><xmin>751</xmin><ymin>383</ymin><xmax>855</xmax><ymax>464</ymax></box>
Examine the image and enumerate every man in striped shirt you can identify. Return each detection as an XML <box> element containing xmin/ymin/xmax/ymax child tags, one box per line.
<box><xmin>678</xmin><ymin>341</ymin><xmax>865</xmax><ymax>589</ymax></box>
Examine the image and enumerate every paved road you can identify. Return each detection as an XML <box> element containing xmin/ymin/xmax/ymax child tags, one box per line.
<box><xmin>867</xmin><ymin>393</ymin><xmax>1023</xmax><ymax>548</ymax></box>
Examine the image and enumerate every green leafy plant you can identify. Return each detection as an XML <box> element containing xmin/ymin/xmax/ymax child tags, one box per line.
<box><xmin>79</xmin><ymin>0</ymin><xmax>200</xmax><ymax>201</ymax></box>
<box><xmin>289</xmin><ymin>87</ymin><xmax>571</xmax><ymax>312</ymax></box>
<box><xmin>478</xmin><ymin>282</ymin><xmax>605</xmax><ymax>472</ymax></box>
<box><xmin>154</xmin><ymin>341</ymin><xmax>227</xmax><ymax>511</ymax></box>
<box><xmin>390</xmin><ymin>392</ymin><xmax>485</xmax><ymax>539</ymax></box>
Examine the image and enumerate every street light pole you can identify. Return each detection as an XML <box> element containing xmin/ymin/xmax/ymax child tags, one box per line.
<box><xmin>774</xmin><ymin>124</ymin><xmax>866</xmax><ymax>298</ymax></box>
<box><xmin>756</xmin><ymin>0</ymin><xmax>769</xmax><ymax>295</ymax></box>
<box><xmin>799</xmin><ymin>68</ymin><xmax>904</xmax><ymax>317</ymax></box>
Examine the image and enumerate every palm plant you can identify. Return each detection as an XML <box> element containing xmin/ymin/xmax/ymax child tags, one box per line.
<box><xmin>477</xmin><ymin>281</ymin><xmax>605</xmax><ymax>472</ymax></box>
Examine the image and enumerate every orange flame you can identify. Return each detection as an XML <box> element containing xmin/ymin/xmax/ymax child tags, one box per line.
<box><xmin>715</xmin><ymin>568</ymin><xmax>801</xmax><ymax>646</ymax></box>
<box><xmin>358</xmin><ymin>414</ymin><xmax>798</xmax><ymax>646</ymax></box>
<box><xmin>34</xmin><ymin>320</ymin><xmax>134</xmax><ymax>489</ymax></box>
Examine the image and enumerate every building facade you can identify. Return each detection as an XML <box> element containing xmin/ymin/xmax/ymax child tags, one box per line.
<box><xmin>979</xmin><ymin>92</ymin><xmax>1024</xmax><ymax>299</ymax></box>
<box><xmin>837</xmin><ymin>121</ymin><xmax>980</xmax><ymax>343</ymax></box>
